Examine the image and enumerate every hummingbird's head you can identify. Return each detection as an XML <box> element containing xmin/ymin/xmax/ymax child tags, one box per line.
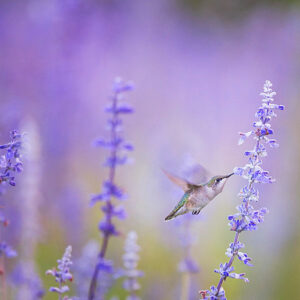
<box><xmin>206</xmin><ymin>173</ymin><xmax>234</xmax><ymax>194</ymax></box>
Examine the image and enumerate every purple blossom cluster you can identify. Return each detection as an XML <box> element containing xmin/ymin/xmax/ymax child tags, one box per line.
<box><xmin>200</xmin><ymin>80</ymin><xmax>284</xmax><ymax>299</ymax></box>
<box><xmin>88</xmin><ymin>77</ymin><xmax>134</xmax><ymax>300</ymax></box>
<box><xmin>46</xmin><ymin>245</ymin><xmax>73</xmax><ymax>298</ymax></box>
<box><xmin>0</xmin><ymin>130</ymin><xmax>23</xmax><ymax>189</ymax></box>
<box><xmin>0</xmin><ymin>130</ymin><xmax>23</xmax><ymax>259</ymax></box>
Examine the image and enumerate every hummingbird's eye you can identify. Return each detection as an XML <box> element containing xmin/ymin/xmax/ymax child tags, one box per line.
<box><xmin>216</xmin><ymin>178</ymin><xmax>222</xmax><ymax>184</ymax></box>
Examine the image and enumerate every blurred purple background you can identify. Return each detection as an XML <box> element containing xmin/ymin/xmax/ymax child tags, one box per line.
<box><xmin>0</xmin><ymin>0</ymin><xmax>299</xmax><ymax>299</ymax></box>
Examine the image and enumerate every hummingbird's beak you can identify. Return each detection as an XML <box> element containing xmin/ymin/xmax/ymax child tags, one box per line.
<box><xmin>224</xmin><ymin>173</ymin><xmax>234</xmax><ymax>179</ymax></box>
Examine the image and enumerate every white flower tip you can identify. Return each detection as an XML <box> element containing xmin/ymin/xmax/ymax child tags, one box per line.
<box><xmin>45</xmin><ymin>269</ymin><xmax>54</xmax><ymax>276</ymax></box>
<box><xmin>264</xmin><ymin>80</ymin><xmax>272</xmax><ymax>87</ymax></box>
<box><xmin>128</xmin><ymin>231</ymin><xmax>138</xmax><ymax>239</ymax></box>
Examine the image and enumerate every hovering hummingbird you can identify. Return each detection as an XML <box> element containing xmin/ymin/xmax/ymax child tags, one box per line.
<box><xmin>164</xmin><ymin>170</ymin><xmax>234</xmax><ymax>221</ymax></box>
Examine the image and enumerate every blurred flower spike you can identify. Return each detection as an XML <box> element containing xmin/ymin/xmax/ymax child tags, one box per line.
<box><xmin>88</xmin><ymin>78</ymin><xmax>134</xmax><ymax>300</ymax></box>
<box><xmin>46</xmin><ymin>245</ymin><xmax>73</xmax><ymax>298</ymax></box>
<box><xmin>122</xmin><ymin>231</ymin><xmax>143</xmax><ymax>300</ymax></box>
<box><xmin>201</xmin><ymin>81</ymin><xmax>284</xmax><ymax>299</ymax></box>
<box><xmin>177</xmin><ymin>215</ymin><xmax>199</xmax><ymax>274</ymax></box>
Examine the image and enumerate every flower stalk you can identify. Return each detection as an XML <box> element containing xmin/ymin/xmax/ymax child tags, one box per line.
<box><xmin>46</xmin><ymin>245</ymin><xmax>73</xmax><ymax>299</ymax></box>
<box><xmin>88</xmin><ymin>78</ymin><xmax>134</xmax><ymax>300</ymax></box>
<box><xmin>200</xmin><ymin>80</ymin><xmax>284</xmax><ymax>299</ymax></box>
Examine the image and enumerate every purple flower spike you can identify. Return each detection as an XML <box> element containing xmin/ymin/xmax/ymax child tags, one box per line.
<box><xmin>0</xmin><ymin>130</ymin><xmax>23</xmax><ymax>192</ymax></box>
<box><xmin>0</xmin><ymin>130</ymin><xmax>24</xmax><ymax>268</ymax></box>
<box><xmin>88</xmin><ymin>78</ymin><xmax>134</xmax><ymax>300</ymax></box>
<box><xmin>200</xmin><ymin>81</ymin><xmax>284</xmax><ymax>299</ymax></box>
<box><xmin>46</xmin><ymin>245</ymin><xmax>73</xmax><ymax>298</ymax></box>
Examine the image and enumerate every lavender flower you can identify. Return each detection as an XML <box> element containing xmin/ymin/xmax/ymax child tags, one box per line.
<box><xmin>88</xmin><ymin>77</ymin><xmax>134</xmax><ymax>300</ymax></box>
<box><xmin>46</xmin><ymin>245</ymin><xmax>73</xmax><ymax>299</ymax></box>
<box><xmin>0</xmin><ymin>130</ymin><xmax>23</xmax><ymax>257</ymax></box>
<box><xmin>199</xmin><ymin>286</ymin><xmax>226</xmax><ymax>300</ymax></box>
<box><xmin>0</xmin><ymin>130</ymin><xmax>23</xmax><ymax>299</ymax></box>
<box><xmin>122</xmin><ymin>231</ymin><xmax>143</xmax><ymax>300</ymax></box>
<box><xmin>0</xmin><ymin>130</ymin><xmax>23</xmax><ymax>189</ymax></box>
<box><xmin>200</xmin><ymin>81</ymin><xmax>284</xmax><ymax>299</ymax></box>
<box><xmin>0</xmin><ymin>131</ymin><xmax>23</xmax><ymax>261</ymax></box>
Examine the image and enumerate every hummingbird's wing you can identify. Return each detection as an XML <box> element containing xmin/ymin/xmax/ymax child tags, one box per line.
<box><xmin>183</xmin><ymin>163</ymin><xmax>211</xmax><ymax>185</ymax></box>
<box><xmin>163</xmin><ymin>169</ymin><xmax>193</xmax><ymax>192</ymax></box>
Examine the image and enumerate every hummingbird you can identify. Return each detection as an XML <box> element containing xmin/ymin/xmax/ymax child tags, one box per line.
<box><xmin>164</xmin><ymin>170</ymin><xmax>234</xmax><ymax>221</ymax></box>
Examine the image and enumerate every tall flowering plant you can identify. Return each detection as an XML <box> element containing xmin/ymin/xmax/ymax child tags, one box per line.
<box><xmin>88</xmin><ymin>78</ymin><xmax>134</xmax><ymax>300</ymax></box>
<box><xmin>46</xmin><ymin>245</ymin><xmax>73</xmax><ymax>299</ymax></box>
<box><xmin>0</xmin><ymin>130</ymin><xmax>23</xmax><ymax>189</ymax></box>
<box><xmin>200</xmin><ymin>81</ymin><xmax>284</xmax><ymax>299</ymax></box>
<box><xmin>0</xmin><ymin>130</ymin><xmax>23</xmax><ymax>299</ymax></box>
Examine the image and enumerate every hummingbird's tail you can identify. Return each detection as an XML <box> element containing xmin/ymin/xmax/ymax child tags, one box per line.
<box><xmin>165</xmin><ymin>211</ymin><xmax>176</xmax><ymax>221</ymax></box>
<box><xmin>165</xmin><ymin>205</ymin><xmax>188</xmax><ymax>221</ymax></box>
<box><xmin>165</xmin><ymin>194</ymin><xmax>188</xmax><ymax>221</ymax></box>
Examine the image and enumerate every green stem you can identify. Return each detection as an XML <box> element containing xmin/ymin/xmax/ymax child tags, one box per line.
<box><xmin>180</xmin><ymin>272</ymin><xmax>191</xmax><ymax>300</ymax></box>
